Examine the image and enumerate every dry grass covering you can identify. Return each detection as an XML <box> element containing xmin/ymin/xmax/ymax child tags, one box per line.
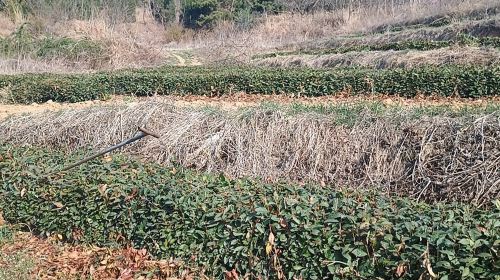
<box><xmin>0</xmin><ymin>57</ymin><xmax>84</xmax><ymax>74</ymax></box>
<box><xmin>193</xmin><ymin>0</ymin><xmax>500</xmax><ymax>63</ymax></box>
<box><xmin>0</xmin><ymin>102</ymin><xmax>498</xmax><ymax>206</ymax></box>
<box><xmin>0</xmin><ymin>8</ymin><xmax>176</xmax><ymax>73</ymax></box>
<box><xmin>294</xmin><ymin>18</ymin><xmax>500</xmax><ymax>52</ymax></box>
<box><xmin>1</xmin><ymin>0</ymin><xmax>499</xmax><ymax>69</ymax></box>
<box><xmin>254</xmin><ymin>46</ymin><xmax>500</xmax><ymax>69</ymax></box>
<box><xmin>48</xmin><ymin>9</ymin><xmax>171</xmax><ymax>70</ymax></box>
<box><xmin>337</xmin><ymin>0</ymin><xmax>500</xmax><ymax>34</ymax></box>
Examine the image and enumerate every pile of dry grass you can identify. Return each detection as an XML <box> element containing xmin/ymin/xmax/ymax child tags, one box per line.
<box><xmin>0</xmin><ymin>102</ymin><xmax>498</xmax><ymax>206</ymax></box>
<box><xmin>0</xmin><ymin>8</ymin><xmax>174</xmax><ymax>74</ymax></box>
<box><xmin>254</xmin><ymin>46</ymin><xmax>500</xmax><ymax>69</ymax></box>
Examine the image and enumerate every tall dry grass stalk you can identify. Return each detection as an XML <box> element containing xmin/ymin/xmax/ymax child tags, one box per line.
<box><xmin>1</xmin><ymin>102</ymin><xmax>498</xmax><ymax>206</ymax></box>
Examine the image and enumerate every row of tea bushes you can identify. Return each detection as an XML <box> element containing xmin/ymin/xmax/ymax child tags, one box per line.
<box><xmin>1</xmin><ymin>146</ymin><xmax>498</xmax><ymax>279</ymax></box>
<box><xmin>371</xmin><ymin>6</ymin><xmax>500</xmax><ymax>33</ymax></box>
<box><xmin>253</xmin><ymin>36</ymin><xmax>500</xmax><ymax>59</ymax></box>
<box><xmin>0</xmin><ymin>65</ymin><xmax>498</xmax><ymax>103</ymax></box>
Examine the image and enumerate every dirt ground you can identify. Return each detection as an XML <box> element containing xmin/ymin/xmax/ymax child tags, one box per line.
<box><xmin>1</xmin><ymin>93</ymin><xmax>499</xmax><ymax>121</ymax></box>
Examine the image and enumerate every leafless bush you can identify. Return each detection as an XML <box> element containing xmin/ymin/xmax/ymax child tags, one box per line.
<box><xmin>0</xmin><ymin>102</ymin><xmax>498</xmax><ymax>206</ymax></box>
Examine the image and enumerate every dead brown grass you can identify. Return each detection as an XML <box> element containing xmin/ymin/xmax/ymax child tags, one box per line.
<box><xmin>284</xmin><ymin>17</ymin><xmax>500</xmax><ymax>53</ymax></box>
<box><xmin>48</xmin><ymin>9</ymin><xmax>171</xmax><ymax>69</ymax></box>
<box><xmin>0</xmin><ymin>102</ymin><xmax>498</xmax><ymax>206</ymax></box>
<box><xmin>0</xmin><ymin>15</ymin><xmax>16</xmax><ymax>37</ymax></box>
<box><xmin>0</xmin><ymin>8</ymin><xmax>177</xmax><ymax>74</ymax></box>
<box><xmin>337</xmin><ymin>0</ymin><xmax>499</xmax><ymax>34</ymax></box>
<box><xmin>0</xmin><ymin>57</ymin><xmax>96</xmax><ymax>74</ymax></box>
<box><xmin>1</xmin><ymin>0</ymin><xmax>499</xmax><ymax>71</ymax></box>
<box><xmin>190</xmin><ymin>0</ymin><xmax>500</xmax><ymax>63</ymax></box>
<box><xmin>254</xmin><ymin>46</ymin><xmax>500</xmax><ymax>69</ymax></box>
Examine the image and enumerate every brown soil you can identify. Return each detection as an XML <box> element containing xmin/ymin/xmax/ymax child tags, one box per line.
<box><xmin>1</xmin><ymin>93</ymin><xmax>499</xmax><ymax>120</ymax></box>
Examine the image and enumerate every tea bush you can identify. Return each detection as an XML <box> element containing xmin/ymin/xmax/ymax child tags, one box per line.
<box><xmin>0</xmin><ymin>65</ymin><xmax>498</xmax><ymax>103</ymax></box>
<box><xmin>254</xmin><ymin>36</ymin><xmax>500</xmax><ymax>59</ymax></box>
<box><xmin>0</xmin><ymin>146</ymin><xmax>499</xmax><ymax>279</ymax></box>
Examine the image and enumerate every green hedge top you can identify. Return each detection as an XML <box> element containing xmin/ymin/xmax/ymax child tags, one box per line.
<box><xmin>0</xmin><ymin>65</ymin><xmax>499</xmax><ymax>104</ymax></box>
<box><xmin>253</xmin><ymin>36</ymin><xmax>500</xmax><ymax>59</ymax></box>
<box><xmin>1</xmin><ymin>146</ymin><xmax>499</xmax><ymax>279</ymax></box>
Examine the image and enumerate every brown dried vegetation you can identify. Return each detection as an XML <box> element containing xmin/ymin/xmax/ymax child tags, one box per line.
<box><xmin>0</xmin><ymin>229</ymin><xmax>194</xmax><ymax>280</ymax></box>
<box><xmin>1</xmin><ymin>102</ymin><xmax>498</xmax><ymax>206</ymax></box>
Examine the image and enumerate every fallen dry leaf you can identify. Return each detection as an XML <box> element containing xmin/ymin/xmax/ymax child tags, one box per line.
<box><xmin>0</xmin><ymin>230</ymin><xmax>191</xmax><ymax>279</ymax></box>
<box><xmin>98</xmin><ymin>184</ymin><xmax>108</xmax><ymax>196</ymax></box>
<box><xmin>395</xmin><ymin>263</ymin><xmax>407</xmax><ymax>278</ymax></box>
<box><xmin>224</xmin><ymin>269</ymin><xmax>239</xmax><ymax>280</ymax></box>
<box><xmin>266</xmin><ymin>231</ymin><xmax>275</xmax><ymax>256</ymax></box>
<box><xmin>53</xmin><ymin>202</ymin><xmax>64</xmax><ymax>209</ymax></box>
<box><xmin>125</xmin><ymin>188</ymin><xmax>138</xmax><ymax>201</ymax></box>
<box><xmin>476</xmin><ymin>225</ymin><xmax>488</xmax><ymax>233</ymax></box>
<box><xmin>103</xmin><ymin>155</ymin><xmax>113</xmax><ymax>162</ymax></box>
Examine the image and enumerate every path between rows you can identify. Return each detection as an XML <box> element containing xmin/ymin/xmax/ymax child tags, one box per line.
<box><xmin>1</xmin><ymin>93</ymin><xmax>498</xmax><ymax>120</ymax></box>
<box><xmin>170</xmin><ymin>53</ymin><xmax>186</xmax><ymax>66</ymax></box>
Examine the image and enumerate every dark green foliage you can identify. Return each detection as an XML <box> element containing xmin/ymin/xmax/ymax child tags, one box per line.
<box><xmin>182</xmin><ymin>0</ymin><xmax>218</xmax><ymax>28</ymax></box>
<box><xmin>0</xmin><ymin>65</ymin><xmax>498</xmax><ymax>104</ymax></box>
<box><xmin>152</xmin><ymin>0</ymin><xmax>282</xmax><ymax>28</ymax></box>
<box><xmin>0</xmin><ymin>146</ymin><xmax>499</xmax><ymax>279</ymax></box>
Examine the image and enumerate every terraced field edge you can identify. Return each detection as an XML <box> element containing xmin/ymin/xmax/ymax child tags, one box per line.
<box><xmin>0</xmin><ymin>146</ymin><xmax>499</xmax><ymax>279</ymax></box>
<box><xmin>0</xmin><ymin>65</ymin><xmax>499</xmax><ymax>104</ymax></box>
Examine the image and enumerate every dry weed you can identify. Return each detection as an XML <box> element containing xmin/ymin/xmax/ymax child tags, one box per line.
<box><xmin>1</xmin><ymin>0</ymin><xmax>499</xmax><ymax>70</ymax></box>
<box><xmin>254</xmin><ymin>46</ymin><xmax>500</xmax><ymax>69</ymax></box>
<box><xmin>0</xmin><ymin>102</ymin><xmax>498</xmax><ymax>206</ymax></box>
<box><xmin>0</xmin><ymin>14</ymin><xmax>16</xmax><ymax>37</ymax></box>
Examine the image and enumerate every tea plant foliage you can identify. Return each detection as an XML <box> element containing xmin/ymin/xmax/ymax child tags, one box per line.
<box><xmin>0</xmin><ymin>146</ymin><xmax>499</xmax><ymax>279</ymax></box>
<box><xmin>0</xmin><ymin>65</ymin><xmax>498</xmax><ymax>104</ymax></box>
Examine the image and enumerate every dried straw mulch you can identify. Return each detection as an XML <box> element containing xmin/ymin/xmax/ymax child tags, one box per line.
<box><xmin>0</xmin><ymin>102</ymin><xmax>498</xmax><ymax>206</ymax></box>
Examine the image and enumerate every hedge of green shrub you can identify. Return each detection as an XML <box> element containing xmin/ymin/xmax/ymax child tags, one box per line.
<box><xmin>254</xmin><ymin>36</ymin><xmax>500</xmax><ymax>59</ymax></box>
<box><xmin>0</xmin><ymin>65</ymin><xmax>498</xmax><ymax>103</ymax></box>
<box><xmin>1</xmin><ymin>146</ymin><xmax>499</xmax><ymax>279</ymax></box>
